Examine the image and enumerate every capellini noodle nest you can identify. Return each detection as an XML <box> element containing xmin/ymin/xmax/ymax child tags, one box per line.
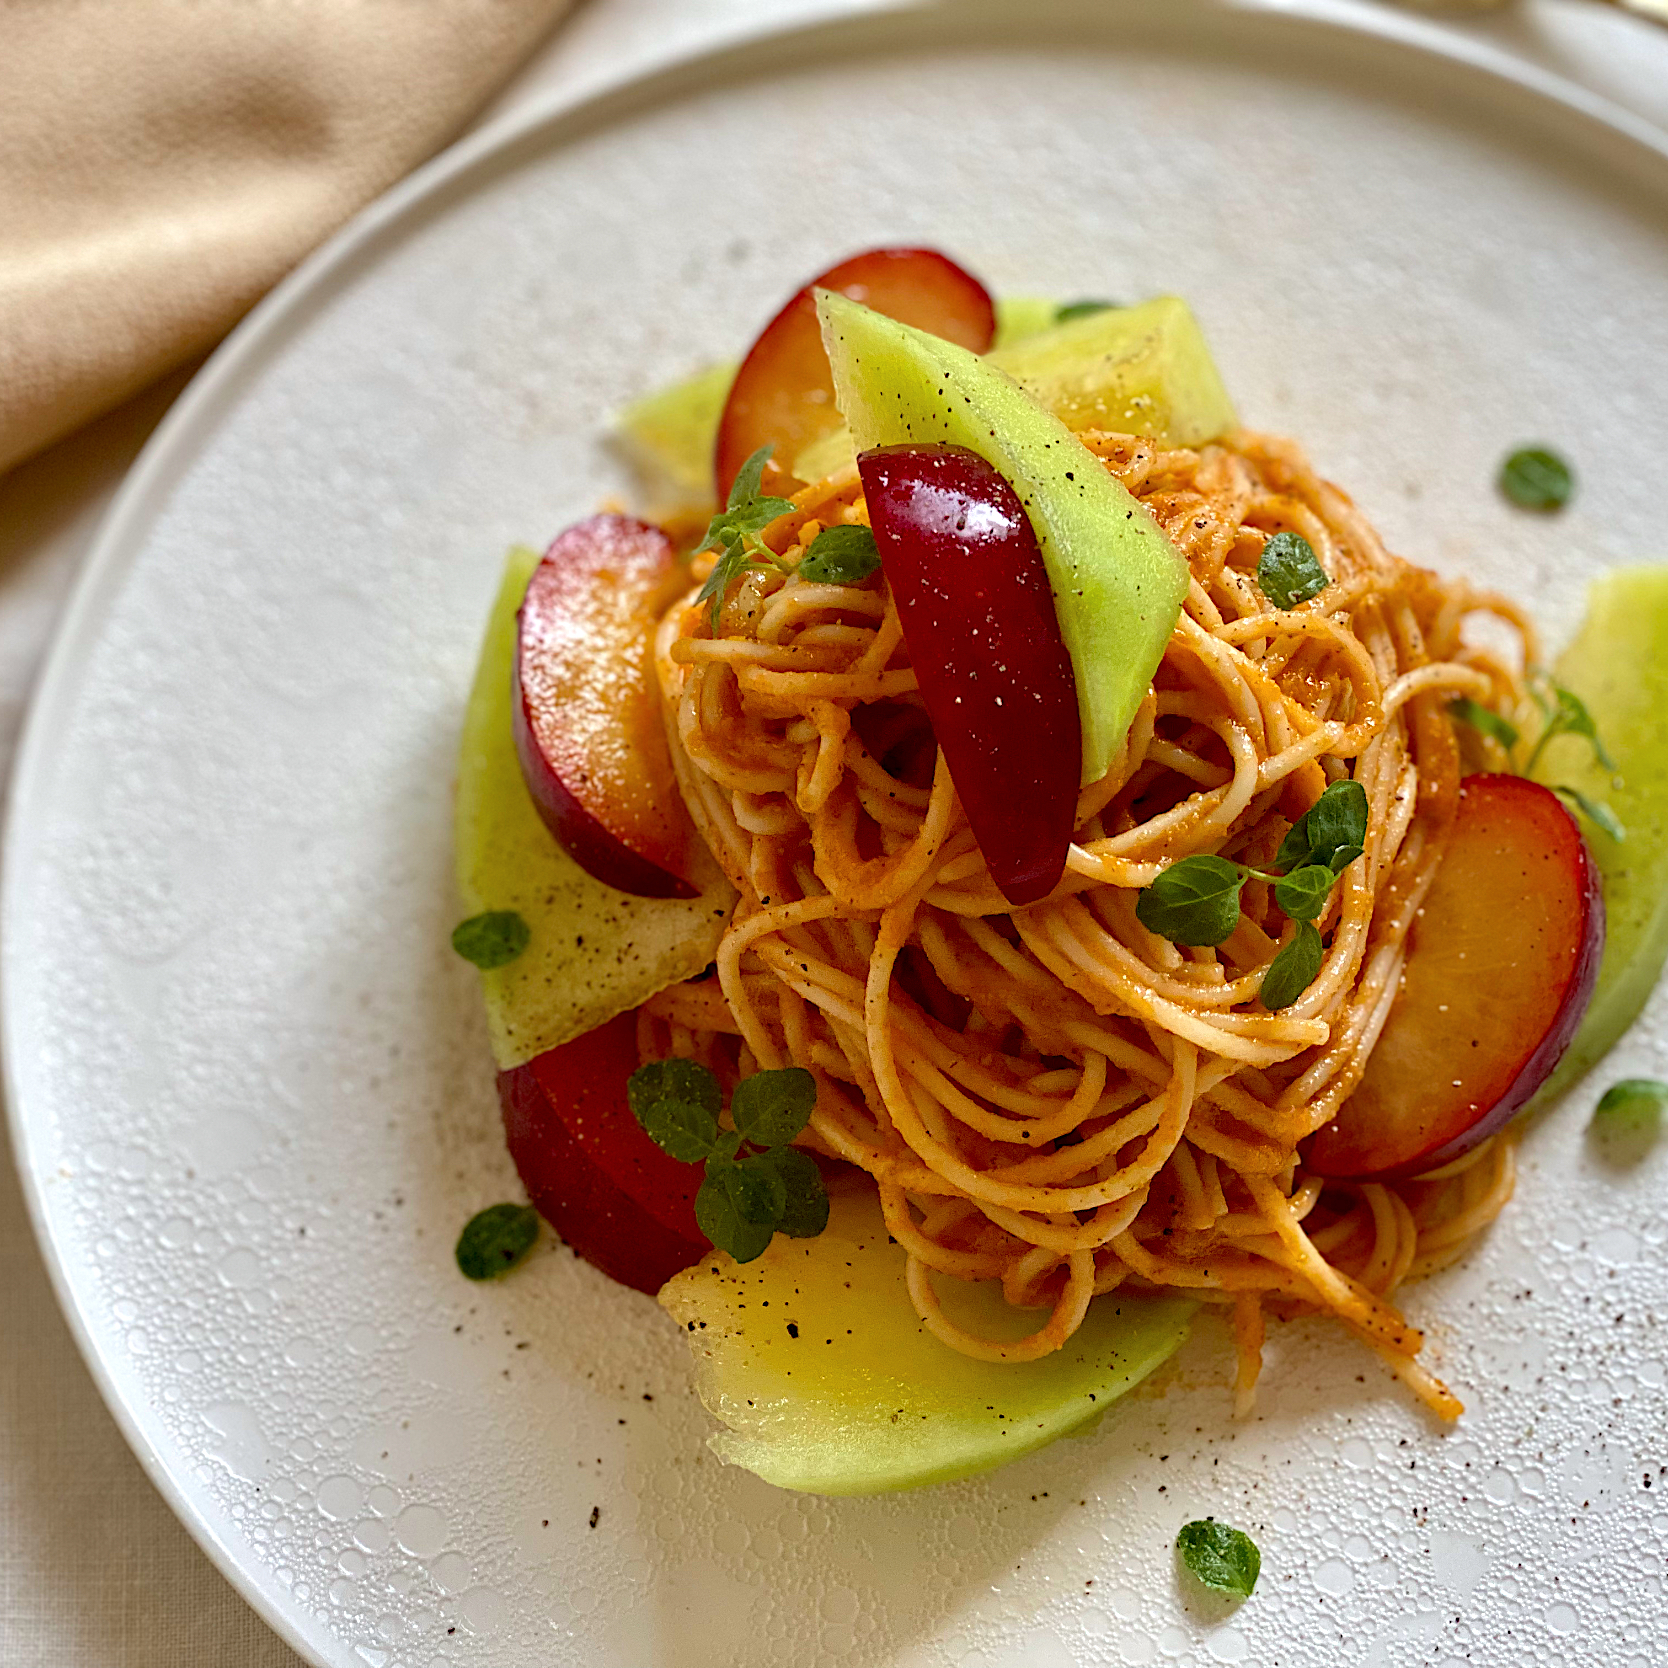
<box><xmin>639</xmin><ymin>429</ymin><xmax>1529</xmax><ymax>1420</ymax></box>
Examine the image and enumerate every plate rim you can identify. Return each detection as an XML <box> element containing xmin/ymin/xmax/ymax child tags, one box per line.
<box><xmin>4</xmin><ymin>3</ymin><xmax>1666</xmax><ymax>1663</ymax></box>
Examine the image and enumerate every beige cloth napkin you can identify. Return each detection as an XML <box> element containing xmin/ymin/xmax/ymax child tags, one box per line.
<box><xmin>0</xmin><ymin>0</ymin><xmax>575</xmax><ymax>478</ymax></box>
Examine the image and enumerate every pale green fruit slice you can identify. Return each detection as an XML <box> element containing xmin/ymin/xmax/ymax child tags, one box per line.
<box><xmin>992</xmin><ymin>294</ymin><xmax>1062</xmax><ymax>347</ymax></box>
<box><xmin>987</xmin><ymin>295</ymin><xmax>1237</xmax><ymax>448</ymax></box>
<box><xmin>793</xmin><ymin>295</ymin><xmax>1236</xmax><ymax>483</ymax></box>
<box><xmin>660</xmin><ymin>1187</ymin><xmax>1196</xmax><ymax>1495</ymax></box>
<box><xmin>613</xmin><ymin>361</ymin><xmax>736</xmax><ymax>507</ymax></box>
<box><xmin>1534</xmin><ymin>565</ymin><xmax>1668</xmax><ymax>1084</ymax></box>
<box><xmin>817</xmin><ymin>289</ymin><xmax>1191</xmax><ymax>785</ymax></box>
<box><xmin>455</xmin><ymin>546</ymin><xmax>735</xmax><ymax>1068</ymax></box>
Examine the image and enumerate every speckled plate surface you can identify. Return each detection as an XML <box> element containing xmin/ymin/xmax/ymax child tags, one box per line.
<box><xmin>7</xmin><ymin>4</ymin><xmax>1668</xmax><ymax>1665</ymax></box>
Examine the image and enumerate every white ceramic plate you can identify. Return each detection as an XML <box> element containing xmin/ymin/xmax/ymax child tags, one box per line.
<box><xmin>9</xmin><ymin>4</ymin><xmax>1668</xmax><ymax>1664</ymax></box>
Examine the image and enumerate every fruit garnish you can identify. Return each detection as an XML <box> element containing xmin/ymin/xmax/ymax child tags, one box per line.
<box><xmin>858</xmin><ymin>443</ymin><xmax>1081</xmax><ymax>906</ymax></box>
<box><xmin>819</xmin><ymin>291</ymin><xmax>1190</xmax><ymax>786</ymax></box>
<box><xmin>614</xmin><ymin>360</ymin><xmax>737</xmax><ymax>507</ymax></box>
<box><xmin>658</xmin><ymin>1187</ymin><xmax>1196</xmax><ymax>1495</ymax></box>
<box><xmin>1308</xmin><ymin>774</ymin><xmax>1604</xmax><ymax>1180</ymax></box>
<box><xmin>1532</xmin><ymin>565</ymin><xmax>1668</xmax><ymax>1086</ymax></box>
<box><xmin>514</xmin><ymin>514</ymin><xmax>699</xmax><ymax>897</ymax></box>
<box><xmin>499</xmin><ymin>1014</ymin><xmax>708</xmax><ymax>1295</ymax></box>
<box><xmin>714</xmin><ymin>247</ymin><xmax>995</xmax><ymax>502</ymax></box>
<box><xmin>800</xmin><ymin>294</ymin><xmax>1239</xmax><ymax>485</ymax></box>
<box><xmin>456</xmin><ymin>545</ymin><xmax>734</xmax><ymax>1068</ymax></box>
<box><xmin>985</xmin><ymin>294</ymin><xmax>1238</xmax><ymax>447</ymax></box>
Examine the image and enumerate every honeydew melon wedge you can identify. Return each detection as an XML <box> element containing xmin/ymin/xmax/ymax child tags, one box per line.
<box><xmin>660</xmin><ymin>1187</ymin><xmax>1196</xmax><ymax>1495</ymax></box>
<box><xmin>817</xmin><ymin>290</ymin><xmax>1191</xmax><ymax>786</ymax></box>
<box><xmin>455</xmin><ymin>545</ymin><xmax>734</xmax><ymax>1068</ymax></box>
<box><xmin>793</xmin><ymin>295</ymin><xmax>1237</xmax><ymax>483</ymax></box>
<box><xmin>1534</xmin><ymin>564</ymin><xmax>1668</xmax><ymax>1085</ymax></box>
<box><xmin>613</xmin><ymin>361</ymin><xmax>736</xmax><ymax>507</ymax></box>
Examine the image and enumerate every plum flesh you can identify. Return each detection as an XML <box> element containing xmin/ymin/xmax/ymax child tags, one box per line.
<box><xmin>859</xmin><ymin>443</ymin><xmax>1080</xmax><ymax>907</ymax></box>
<box><xmin>1308</xmin><ymin>774</ymin><xmax>1604</xmax><ymax>1180</ymax></box>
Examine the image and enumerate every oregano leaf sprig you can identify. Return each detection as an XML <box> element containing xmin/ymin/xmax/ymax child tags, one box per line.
<box><xmin>1135</xmin><ymin>780</ymin><xmax>1369</xmax><ymax>1010</ymax></box>
<box><xmin>627</xmin><ymin>1058</ymin><xmax>829</xmax><ymax>1262</ymax></box>
<box><xmin>694</xmin><ymin>444</ymin><xmax>797</xmax><ymax>631</ymax></box>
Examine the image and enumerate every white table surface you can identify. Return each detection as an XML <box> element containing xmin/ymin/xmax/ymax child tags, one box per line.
<box><xmin>1</xmin><ymin>2</ymin><xmax>1663</xmax><ymax>1662</ymax></box>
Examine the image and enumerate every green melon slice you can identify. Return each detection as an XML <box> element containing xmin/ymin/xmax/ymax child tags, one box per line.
<box><xmin>817</xmin><ymin>290</ymin><xmax>1190</xmax><ymax>786</ymax></box>
<box><xmin>793</xmin><ymin>295</ymin><xmax>1236</xmax><ymax>483</ymax></box>
<box><xmin>613</xmin><ymin>361</ymin><xmax>737</xmax><ymax>508</ymax></box>
<box><xmin>1534</xmin><ymin>564</ymin><xmax>1668</xmax><ymax>1085</ymax></box>
<box><xmin>660</xmin><ymin>1187</ymin><xmax>1196</xmax><ymax>1495</ymax></box>
<box><xmin>455</xmin><ymin>546</ymin><xmax>735</xmax><ymax>1069</ymax></box>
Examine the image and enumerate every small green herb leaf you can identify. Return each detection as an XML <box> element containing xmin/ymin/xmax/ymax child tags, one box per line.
<box><xmin>1273</xmin><ymin>864</ymin><xmax>1335</xmax><ymax>923</ymax></box>
<box><xmin>455</xmin><ymin>1202</ymin><xmax>539</xmax><ymax>1280</ymax></box>
<box><xmin>730</xmin><ymin>1066</ymin><xmax>818</xmax><ymax>1148</ymax></box>
<box><xmin>1257</xmin><ymin>531</ymin><xmax>1330</xmax><ymax>609</ymax></box>
<box><xmin>1595</xmin><ymin>1079</ymin><xmax>1668</xmax><ymax>1119</ymax></box>
<box><xmin>1553</xmin><ymin>784</ymin><xmax>1626</xmax><ymax>843</ymax></box>
<box><xmin>1261</xmin><ymin>921</ymin><xmax>1324</xmax><ymax>1010</ymax></box>
<box><xmin>629</xmin><ymin>1057</ymin><xmax>722</xmax><ymax>1121</ymax></box>
<box><xmin>760</xmin><ymin>1146</ymin><xmax>831</xmax><ymax>1238</ymax></box>
<box><xmin>1527</xmin><ymin>681</ymin><xmax>1616</xmax><ymax>775</ymax></box>
<box><xmin>695</xmin><ymin>444</ymin><xmax>797</xmax><ymax>629</ymax></box>
<box><xmin>798</xmin><ymin>524</ymin><xmax>882</xmax><ymax>585</ymax></box>
<box><xmin>1055</xmin><ymin>299</ymin><xmax>1121</xmax><ymax>323</ymax></box>
<box><xmin>1136</xmin><ymin>854</ymin><xmax>1247</xmax><ymax>947</ymax></box>
<box><xmin>627</xmin><ymin>1059</ymin><xmax>723</xmax><ymax>1160</ymax></box>
<box><xmin>451</xmin><ymin>910</ymin><xmax>531</xmax><ymax>969</ymax></box>
<box><xmin>695</xmin><ymin>1161</ymin><xmax>777</xmax><ymax>1263</ymax></box>
<box><xmin>1176</xmin><ymin>1519</ymin><xmax>1261</xmax><ymax>1599</ymax></box>
<box><xmin>1275</xmin><ymin>780</ymin><xmax>1369</xmax><ymax>874</ymax></box>
<box><xmin>1499</xmin><ymin>446</ymin><xmax>1573</xmax><ymax>512</ymax></box>
<box><xmin>727</xmin><ymin>443</ymin><xmax>771</xmax><ymax>510</ymax></box>
<box><xmin>1449</xmin><ymin>696</ymin><xmax>1519</xmax><ymax>753</ymax></box>
<box><xmin>1327</xmin><ymin>842</ymin><xmax>1365</xmax><ymax>874</ymax></box>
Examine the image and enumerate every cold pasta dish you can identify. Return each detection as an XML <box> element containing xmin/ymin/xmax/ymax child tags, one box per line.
<box><xmin>453</xmin><ymin>248</ymin><xmax>1652</xmax><ymax>1496</ymax></box>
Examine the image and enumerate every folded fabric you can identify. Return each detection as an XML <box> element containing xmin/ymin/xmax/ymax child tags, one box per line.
<box><xmin>0</xmin><ymin>0</ymin><xmax>573</xmax><ymax>477</ymax></box>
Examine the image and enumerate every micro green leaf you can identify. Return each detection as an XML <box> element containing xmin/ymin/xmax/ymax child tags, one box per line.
<box><xmin>695</xmin><ymin>1160</ymin><xmax>778</xmax><ymax>1263</ymax></box>
<box><xmin>730</xmin><ymin>1066</ymin><xmax>818</xmax><ymax>1149</ymax></box>
<box><xmin>1553</xmin><ymin>784</ymin><xmax>1626</xmax><ymax>843</ymax></box>
<box><xmin>695</xmin><ymin>443</ymin><xmax>796</xmax><ymax>629</ymax></box>
<box><xmin>1256</xmin><ymin>531</ymin><xmax>1330</xmax><ymax>610</ymax></box>
<box><xmin>1260</xmin><ymin>921</ymin><xmax>1324</xmax><ymax>1010</ymax></box>
<box><xmin>1055</xmin><ymin>299</ymin><xmax>1121</xmax><ymax>323</ymax></box>
<box><xmin>629</xmin><ymin>1057</ymin><xmax>830</xmax><ymax>1260</ymax></box>
<box><xmin>1595</xmin><ymin>1079</ymin><xmax>1668</xmax><ymax>1120</ymax></box>
<box><xmin>761</xmin><ymin>1146</ymin><xmax>831</xmax><ymax>1239</ymax></box>
<box><xmin>1449</xmin><ymin>696</ymin><xmax>1519</xmax><ymax>753</ymax></box>
<box><xmin>451</xmin><ymin>910</ymin><xmax>531</xmax><ymax>970</ymax></box>
<box><xmin>455</xmin><ymin>1203</ymin><xmax>539</xmax><ymax>1281</ymax></box>
<box><xmin>1273</xmin><ymin>864</ymin><xmax>1335</xmax><ymax>923</ymax></box>
<box><xmin>728</xmin><ymin>443</ymin><xmax>772</xmax><ymax>510</ymax></box>
<box><xmin>628</xmin><ymin>1057</ymin><xmax>722</xmax><ymax>1121</ymax></box>
<box><xmin>1327</xmin><ymin>843</ymin><xmax>1365</xmax><ymax>874</ymax></box>
<box><xmin>1527</xmin><ymin>681</ymin><xmax>1616</xmax><ymax>775</ymax></box>
<box><xmin>627</xmin><ymin>1059</ymin><xmax>722</xmax><ymax>1161</ymax></box>
<box><xmin>797</xmin><ymin>524</ymin><xmax>881</xmax><ymax>585</ymax></box>
<box><xmin>1499</xmin><ymin>446</ymin><xmax>1573</xmax><ymax>512</ymax></box>
<box><xmin>1275</xmin><ymin>780</ymin><xmax>1368</xmax><ymax>874</ymax></box>
<box><xmin>1136</xmin><ymin>854</ymin><xmax>1247</xmax><ymax>947</ymax></box>
<box><xmin>1176</xmin><ymin>1519</ymin><xmax>1261</xmax><ymax>1599</ymax></box>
